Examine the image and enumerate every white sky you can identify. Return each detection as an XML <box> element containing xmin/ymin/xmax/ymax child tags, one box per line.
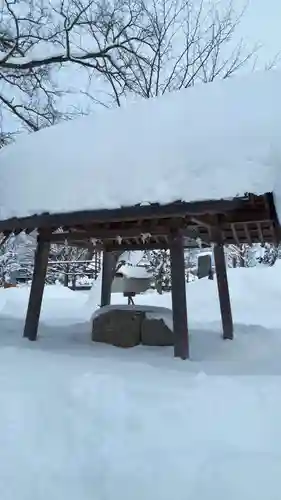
<box><xmin>235</xmin><ymin>0</ymin><xmax>281</xmax><ymax>64</ymax></box>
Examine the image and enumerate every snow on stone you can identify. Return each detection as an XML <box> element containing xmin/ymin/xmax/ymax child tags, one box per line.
<box><xmin>0</xmin><ymin>69</ymin><xmax>281</xmax><ymax>220</ymax></box>
<box><xmin>92</xmin><ymin>303</ymin><xmax>172</xmax><ymax>329</ymax></box>
<box><xmin>118</xmin><ymin>250</ymin><xmax>145</xmax><ymax>266</ymax></box>
<box><xmin>118</xmin><ymin>264</ymin><xmax>152</xmax><ymax>279</ymax></box>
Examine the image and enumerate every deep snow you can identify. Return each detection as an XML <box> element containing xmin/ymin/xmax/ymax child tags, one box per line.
<box><xmin>0</xmin><ymin>69</ymin><xmax>281</xmax><ymax>220</ymax></box>
<box><xmin>1</xmin><ymin>265</ymin><xmax>281</xmax><ymax>499</ymax></box>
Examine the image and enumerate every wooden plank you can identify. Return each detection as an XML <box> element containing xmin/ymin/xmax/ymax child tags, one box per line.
<box><xmin>100</xmin><ymin>251</ymin><xmax>114</xmax><ymax>307</ymax></box>
<box><xmin>213</xmin><ymin>242</ymin><xmax>233</xmax><ymax>340</ymax></box>
<box><xmin>23</xmin><ymin>237</ymin><xmax>50</xmax><ymax>341</ymax></box>
<box><xmin>0</xmin><ymin>197</ymin><xmax>246</xmax><ymax>233</ymax></box>
<box><xmin>170</xmin><ymin>233</ymin><xmax>189</xmax><ymax>359</ymax></box>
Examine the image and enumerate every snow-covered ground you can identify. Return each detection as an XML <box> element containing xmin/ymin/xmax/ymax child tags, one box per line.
<box><xmin>1</xmin><ymin>264</ymin><xmax>281</xmax><ymax>499</ymax></box>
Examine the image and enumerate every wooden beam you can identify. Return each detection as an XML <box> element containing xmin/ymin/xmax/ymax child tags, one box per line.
<box><xmin>265</xmin><ymin>192</ymin><xmax>279</xmax><ymax>223</ymax></box>
<box><xmin>230</xmin><ymin>223</ymin><xmax>239</xmax><ymax>245</ymax></box>
<box><xmin>0</xmin><ymin>197</ymin><xmax>246</xmax><ymax>233</ymax></box>
<box><xmin>223</xmin><ymin>211</ymin><xmax>272</xmax><ymax>225</ymax></box>
<box><xmin>47</xmin><ymin>225</ymin><xmax>201</xmax><ymax>243</ymax></box>
<box><xmin>0</xmin><ymin>233</ymin><xmax>10</xmax><ymax>247</ymax></box>
<box><xmin>23</xmin><ymin>237</ymin><xmax>50</xmax><ymax>341</ymax></box>
<box><xmin>256</xmin><ymin>222</ymin><xmax>264</xmax><ymax>243</ymax></box>
<box><xmin>244</xmin><ymin>223</ymin><xmax>252</xmax><ymax>244</ymax></box>
<box><xmin>191</xmin><ymin>216</ymin><xmax>213</xmax><ymax>228</ymax></box>
<box><xmin>57</xmin><ymin>240</ymin><xmax>169</xmax><ymax>251</ymax></box>
<box><xmin>53</xmin><ymin>240</ymin><xmax>95</xmax><ymax>250</ymax></box>
<box><xmin>213</xmin><ymin>241</ymin><xmax>233</xmax><ymax>340</ymax></box>
<box><xmin>105</xmin><ymin>241</ymin><xmax>170</xmax><ymax>251</ymax></box>
<box><xmin>170</xmin><ymin>232</ymin><xmax>189</xmax><ymax>359</ymax></box>
<box><xmin>49</xmin><ymin>228</ymin><xmax>169</xmax><ymax>242</ymax></box>
<box><xmin>100</xmin><ymin>251</ymin><xmax>114</xmax><ymax>307</ymax></box>
<box><xmin>193</xmin><ymin>208</ymin><xmax>273</xmax><ymax>227</ymax></box>
<box><xmin>271</xmin><ymin>222</ymin><xmax>280</xmax><ymax>245</ymax></box>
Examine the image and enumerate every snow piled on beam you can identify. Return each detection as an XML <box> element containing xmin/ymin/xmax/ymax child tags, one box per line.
<box><xmin>0</xmin><ymin>69</ymin><xmax>281</xmax><ymax>220</ymax></box>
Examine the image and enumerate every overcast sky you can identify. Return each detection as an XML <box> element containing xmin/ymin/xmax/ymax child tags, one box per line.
<box><xmin>236</xmin><ymin>0</ymin><xmax>281</xmax><ymax>64</ymax></box>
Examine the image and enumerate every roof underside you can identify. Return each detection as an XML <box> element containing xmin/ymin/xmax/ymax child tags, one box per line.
<box><xmin>1</xmin><ymin>193</ymin><xmax>279</xmax><ymax>249</ymax></box>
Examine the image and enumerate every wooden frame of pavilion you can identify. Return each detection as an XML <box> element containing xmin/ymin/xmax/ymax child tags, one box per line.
<box><xmin>0</xmin><ymin>191</ymin><xmax>279</xmax><ymax>359</ymax></box>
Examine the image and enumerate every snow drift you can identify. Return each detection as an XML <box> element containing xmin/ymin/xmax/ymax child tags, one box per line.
<box><xmin>0</xmin><ymin>265</ymin><xmax>281</xmax><ymax>499</ymax></box>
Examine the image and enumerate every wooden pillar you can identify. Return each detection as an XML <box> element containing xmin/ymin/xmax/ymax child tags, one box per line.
<box><xmin>100</xmin><ymin>250</ymin><xmax>114</xmax><ymax>307</ymax></box>
<box><xmin>213</xmin><ymin>241</ymin><xmax>233</xmax><ymax>340</ymax></box>
<box><xmin>170</xmin><ymin>233</ymin><xmax>189</xmax><ymax>359</ymax></box>
<box><xmin>23</xmin><ymin>236</ymin><xmax>50</xmax><ymax>341</ymax></box>
<box><xmin>64</xmin><ymin>263</ymin><xmax>69</xmax><ymax>287</ymax></box>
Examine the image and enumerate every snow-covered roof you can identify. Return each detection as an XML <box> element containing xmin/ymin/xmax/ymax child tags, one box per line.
<box><xmin>0</xmin><ymin>69</ymin><xmax>281</xmax><ymax>221</ymax></box>
<box><xmin>117</xmin><ymin>265</ymin><xmax>152</xmax><ymax>279</ymax></box>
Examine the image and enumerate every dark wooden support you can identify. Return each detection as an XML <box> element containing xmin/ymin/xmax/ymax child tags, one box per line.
<box><xmin>100</xmin><ymin>250</ymin><xmax>114</xmax><ymax>307</ymax></box>
<box><xmin>170</xmin><ymin>233</ymin><xmax>189</xmax><ymax>359</ymax></box>
<box><xmin>213</xmin><ymin>241</ymin><xmax>233</xmax><ymax>340</ymax></box>
<box><xmin>0</xmin><ymin>197</ymin><xmax>245</xmax><ymax>233</ymax></box>
<box><xmin>23</xmin><ymin>236</ymin><xmax>50</xmax><ymax>341</ymax></box>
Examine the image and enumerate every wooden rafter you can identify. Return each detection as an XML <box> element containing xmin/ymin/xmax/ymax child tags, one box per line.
<box><xmin>231</xmin><ymin>223</ymin><xmax>239</xmax><ymax>245</ymax></box>
<box><xmin>257</xmin><ymin>222</ymin><xmax>264</xmax><ymax>243</ymax></box>
<box><xmin>243</xmin><ymin>224</ymin><xmax>252</xmax><ymax>245</ymax></box>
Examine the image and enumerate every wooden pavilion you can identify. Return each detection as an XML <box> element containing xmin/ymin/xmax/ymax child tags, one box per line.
<box><xmin>0</xmin><ymin>69</ymin><xmax>280</xmax><ymax>358</ymax></box>
<box><xmin>0</xmin><ymin>190</ymin><xmax>278</xmax><ymax>359</ymax></box>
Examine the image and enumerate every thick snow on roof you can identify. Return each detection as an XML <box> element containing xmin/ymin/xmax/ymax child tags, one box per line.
<box><xmin>0</xmin><ymin>69</ymin><xmax>281</xmax><ymax>220</ymax></box>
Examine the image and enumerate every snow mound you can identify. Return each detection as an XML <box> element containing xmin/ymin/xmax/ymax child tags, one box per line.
<box><xmin>0</xmin><ymin>70</ymin><xmax>281</xmax><ymax>220</ymax></box>
<box><xmin>115</xmin><ymin>261</ymin><xmax>281</xmax><ymax>331</ymax></box>
<box><xmin>1</xmin><ymin>265</ymin><xmax>281</xmax><ymax>498</ymax></box>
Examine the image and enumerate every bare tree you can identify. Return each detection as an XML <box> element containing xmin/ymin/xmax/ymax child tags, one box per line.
<box><xmin>0</xmin><ymin>0</ymin><xmax>151</xmax><ymax>133</ymax></box>
<box><xmin>0</xmin><ymin>0</ymin><xmax>271</xmax><ymax>281</ymax></box>
<box><xmin>0</xmin><ymin>0</ymin><xmax>274</xmax><ymax>135</ymax></box>
<box><xmin>92</xmin><ymin>0</ymin><xmax>260</xmax><ymax>104</ymax></box>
